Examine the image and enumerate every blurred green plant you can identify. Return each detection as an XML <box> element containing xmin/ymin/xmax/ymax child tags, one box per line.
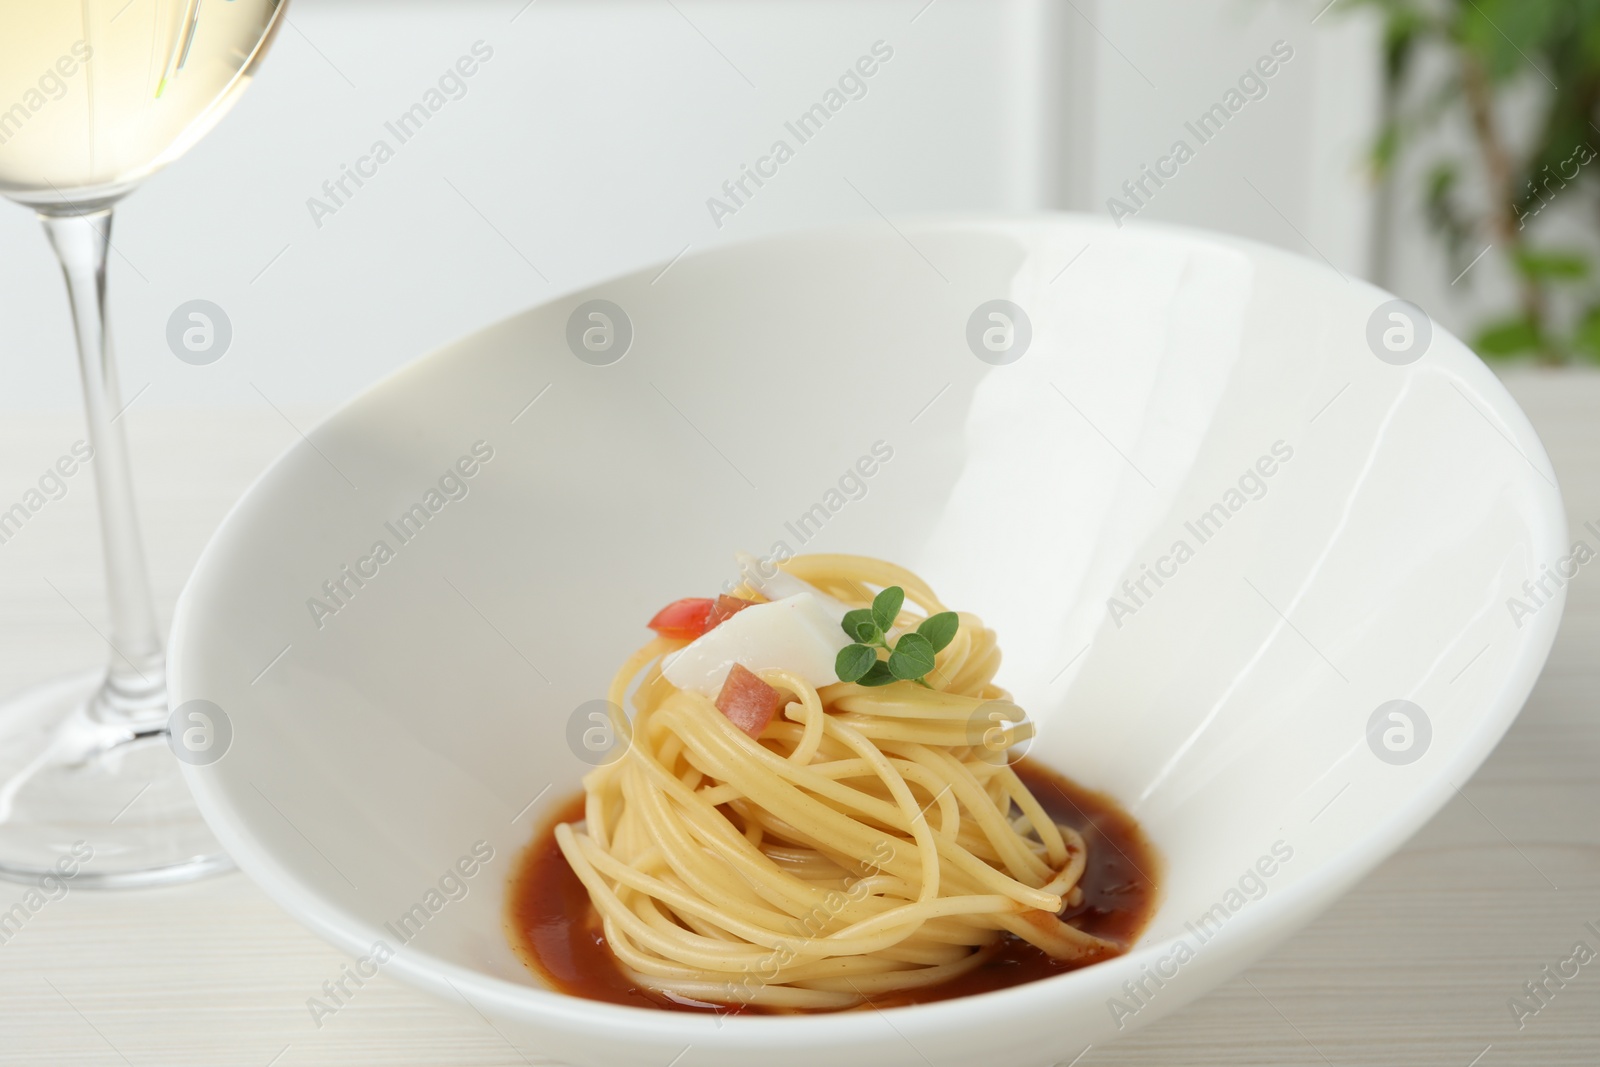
<box><xmin>1346</xmin><ymin>0</ymin><xmax>1600</xmax><ymax>363</ymax></box>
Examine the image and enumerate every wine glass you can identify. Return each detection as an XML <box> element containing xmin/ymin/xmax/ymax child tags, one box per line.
<box><xmin>0</xmin><ymin>0</ymin><xmax>287</xmax><ymax>886</ymax></box>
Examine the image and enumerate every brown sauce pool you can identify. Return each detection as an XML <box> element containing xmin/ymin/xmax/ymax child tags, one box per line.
<box><xmin>504</xmin><ymin>759</ymin><xmax>1160</xmax><ymax>1013</ymax></box>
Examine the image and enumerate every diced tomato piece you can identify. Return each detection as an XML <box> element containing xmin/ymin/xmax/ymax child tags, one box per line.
<box><xmin>707</xmin><ymin>594</ymin><xmax>759</xmax><ymax>628</ymax></box>
<box><xmin>715</xmin><ymin>663</ymin><xmax>781</xmax><ymax>738</ymax></box>
<box><xmin>647</xmin><ymin>597</ymin><xmax>714</xmax><ymax>640</ymax></box>
<box><xmin>650</xmin><ymin>594</ymin><xmax>761</xmax><ymax>640</ymax></box>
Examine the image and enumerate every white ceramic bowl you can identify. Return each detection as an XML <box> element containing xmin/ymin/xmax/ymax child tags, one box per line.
<box><xmin>170</xmin><ymin>215</ymin><xmax>1566</xmax><ymax>1067</ymax></box>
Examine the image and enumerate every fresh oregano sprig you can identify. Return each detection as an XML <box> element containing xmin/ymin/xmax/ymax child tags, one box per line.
<box><xmin>834</xmin><ymin>586</ymin><xmax>959</xmax><ymax>687</ymax></box>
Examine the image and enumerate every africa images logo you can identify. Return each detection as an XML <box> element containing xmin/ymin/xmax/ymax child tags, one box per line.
<box><xmin>305</xmin><ymin>441</ymin><xmax>496</xmax><ymax>630</ymax></box>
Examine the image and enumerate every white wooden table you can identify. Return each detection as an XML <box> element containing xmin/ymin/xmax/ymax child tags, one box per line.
<box><xmin>2</xmin><ymin>372</ymin><xmax>1597</xmax><ymax>1066</ymax></box>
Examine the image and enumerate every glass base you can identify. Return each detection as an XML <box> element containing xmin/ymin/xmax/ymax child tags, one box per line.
<box><xmin>0</xmin><ymin>670</ymin><xmax>232</xmax><ymax>888</ymax></box>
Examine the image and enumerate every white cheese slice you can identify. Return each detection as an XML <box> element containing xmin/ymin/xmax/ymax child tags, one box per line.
<box><xmin>733</xmin><ymin>550</ymin><xmax>856</xmax><ymax>618</ymax></box>
<box><xmin>662</xmin><ymin>592</ymin><xmax>852</xmax><ymax>697</ymax></box>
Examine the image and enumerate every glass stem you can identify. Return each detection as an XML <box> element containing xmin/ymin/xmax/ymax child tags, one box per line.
<box><xmin>39</xmin><ymin>208</ymin><xmax>167</xmax><ymax>725</ymax></box>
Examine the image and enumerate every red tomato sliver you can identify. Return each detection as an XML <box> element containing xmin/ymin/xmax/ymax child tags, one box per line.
<box><xmin>715</xmin><ymin>663</ymin><xmax>780</xmax><ymax>738</ymax></box>
<box><xmin>707</xmin><ymin>594</ymin><xmax>759</xmax><ymax>628</ymax></box>
<box><xmin>647</xmin><ymin>597</ymin><xmax>714</xmax><ymax>640</ymax></box>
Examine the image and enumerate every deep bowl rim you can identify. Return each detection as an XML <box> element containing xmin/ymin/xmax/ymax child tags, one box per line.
<box><xmin>170</xmin><ymin>210</ymin><xmax>1568</xmax><ymax>1045</ymax></box>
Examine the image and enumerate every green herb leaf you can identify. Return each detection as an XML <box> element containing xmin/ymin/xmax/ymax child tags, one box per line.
<box><xmin>841</xmin><ymin>608</ymin><xmax>880</xmax><ymax>644</ymax></box>
<box><xmin>1515</xmin><ymin>248</ymin><xmax>1589</xmax><ymax>281</ymax></box>
<box><xmin>1474</xmin><ymin>314</ymin><xmax>1542</xmax><ymax>357</ymax></box>
<box><xmin>917</xmin><ymin>611</ymin><xmax>960</xmax><ymax>653</ymax></box>
<box><xmin>887</xmin><ymin>632</ymin><xmax>936</xmax><ymax>681</ymax></box>
<box><xmin>855</xmin><ymin>661</ymin><xmax>897</xmax><ymax>687</ymax></box>
<box><xmin>1575</xmin><ymin>304</ymin><xmax>1600</xmax><ymax>357</ymax></box>
<box><xmin>871</xmin><ymin>586</ymin><xmax>904</xmax><ymax>631</ymax></box>
<box><xmin>834</xmin><ymin>643</ymin><xmax>878</xmax><ymax>683</ymax></box>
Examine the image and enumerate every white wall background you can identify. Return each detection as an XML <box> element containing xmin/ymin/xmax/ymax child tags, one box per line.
<box><xmin>1086</xmin><ymin>0</ymin><xmax>1381</xmax><ymax>276</ymax></box>
<box><xmin>0</xmin><ymin>0</ymin><xmax>1394</xmax><ymax>417</ymax></box>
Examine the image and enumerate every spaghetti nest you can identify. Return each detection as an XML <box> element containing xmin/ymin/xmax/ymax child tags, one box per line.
<box><xmin>554</xmin><ymin>554</ymin><xmax>1117</xmax><ymax>1010</ymax></box>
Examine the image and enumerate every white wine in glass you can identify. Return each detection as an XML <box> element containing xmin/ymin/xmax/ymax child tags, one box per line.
<box><xmin>0</xmin><ymin>0</ymin><xmax>286</xmax><ymax>887</ymax></box>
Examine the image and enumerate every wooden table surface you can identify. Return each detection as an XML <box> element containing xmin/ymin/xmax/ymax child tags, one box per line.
<box><xmin>1</xmin><ymin>371</ymin><xmax>1596</xmax><ymax>1066</ymax></box>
